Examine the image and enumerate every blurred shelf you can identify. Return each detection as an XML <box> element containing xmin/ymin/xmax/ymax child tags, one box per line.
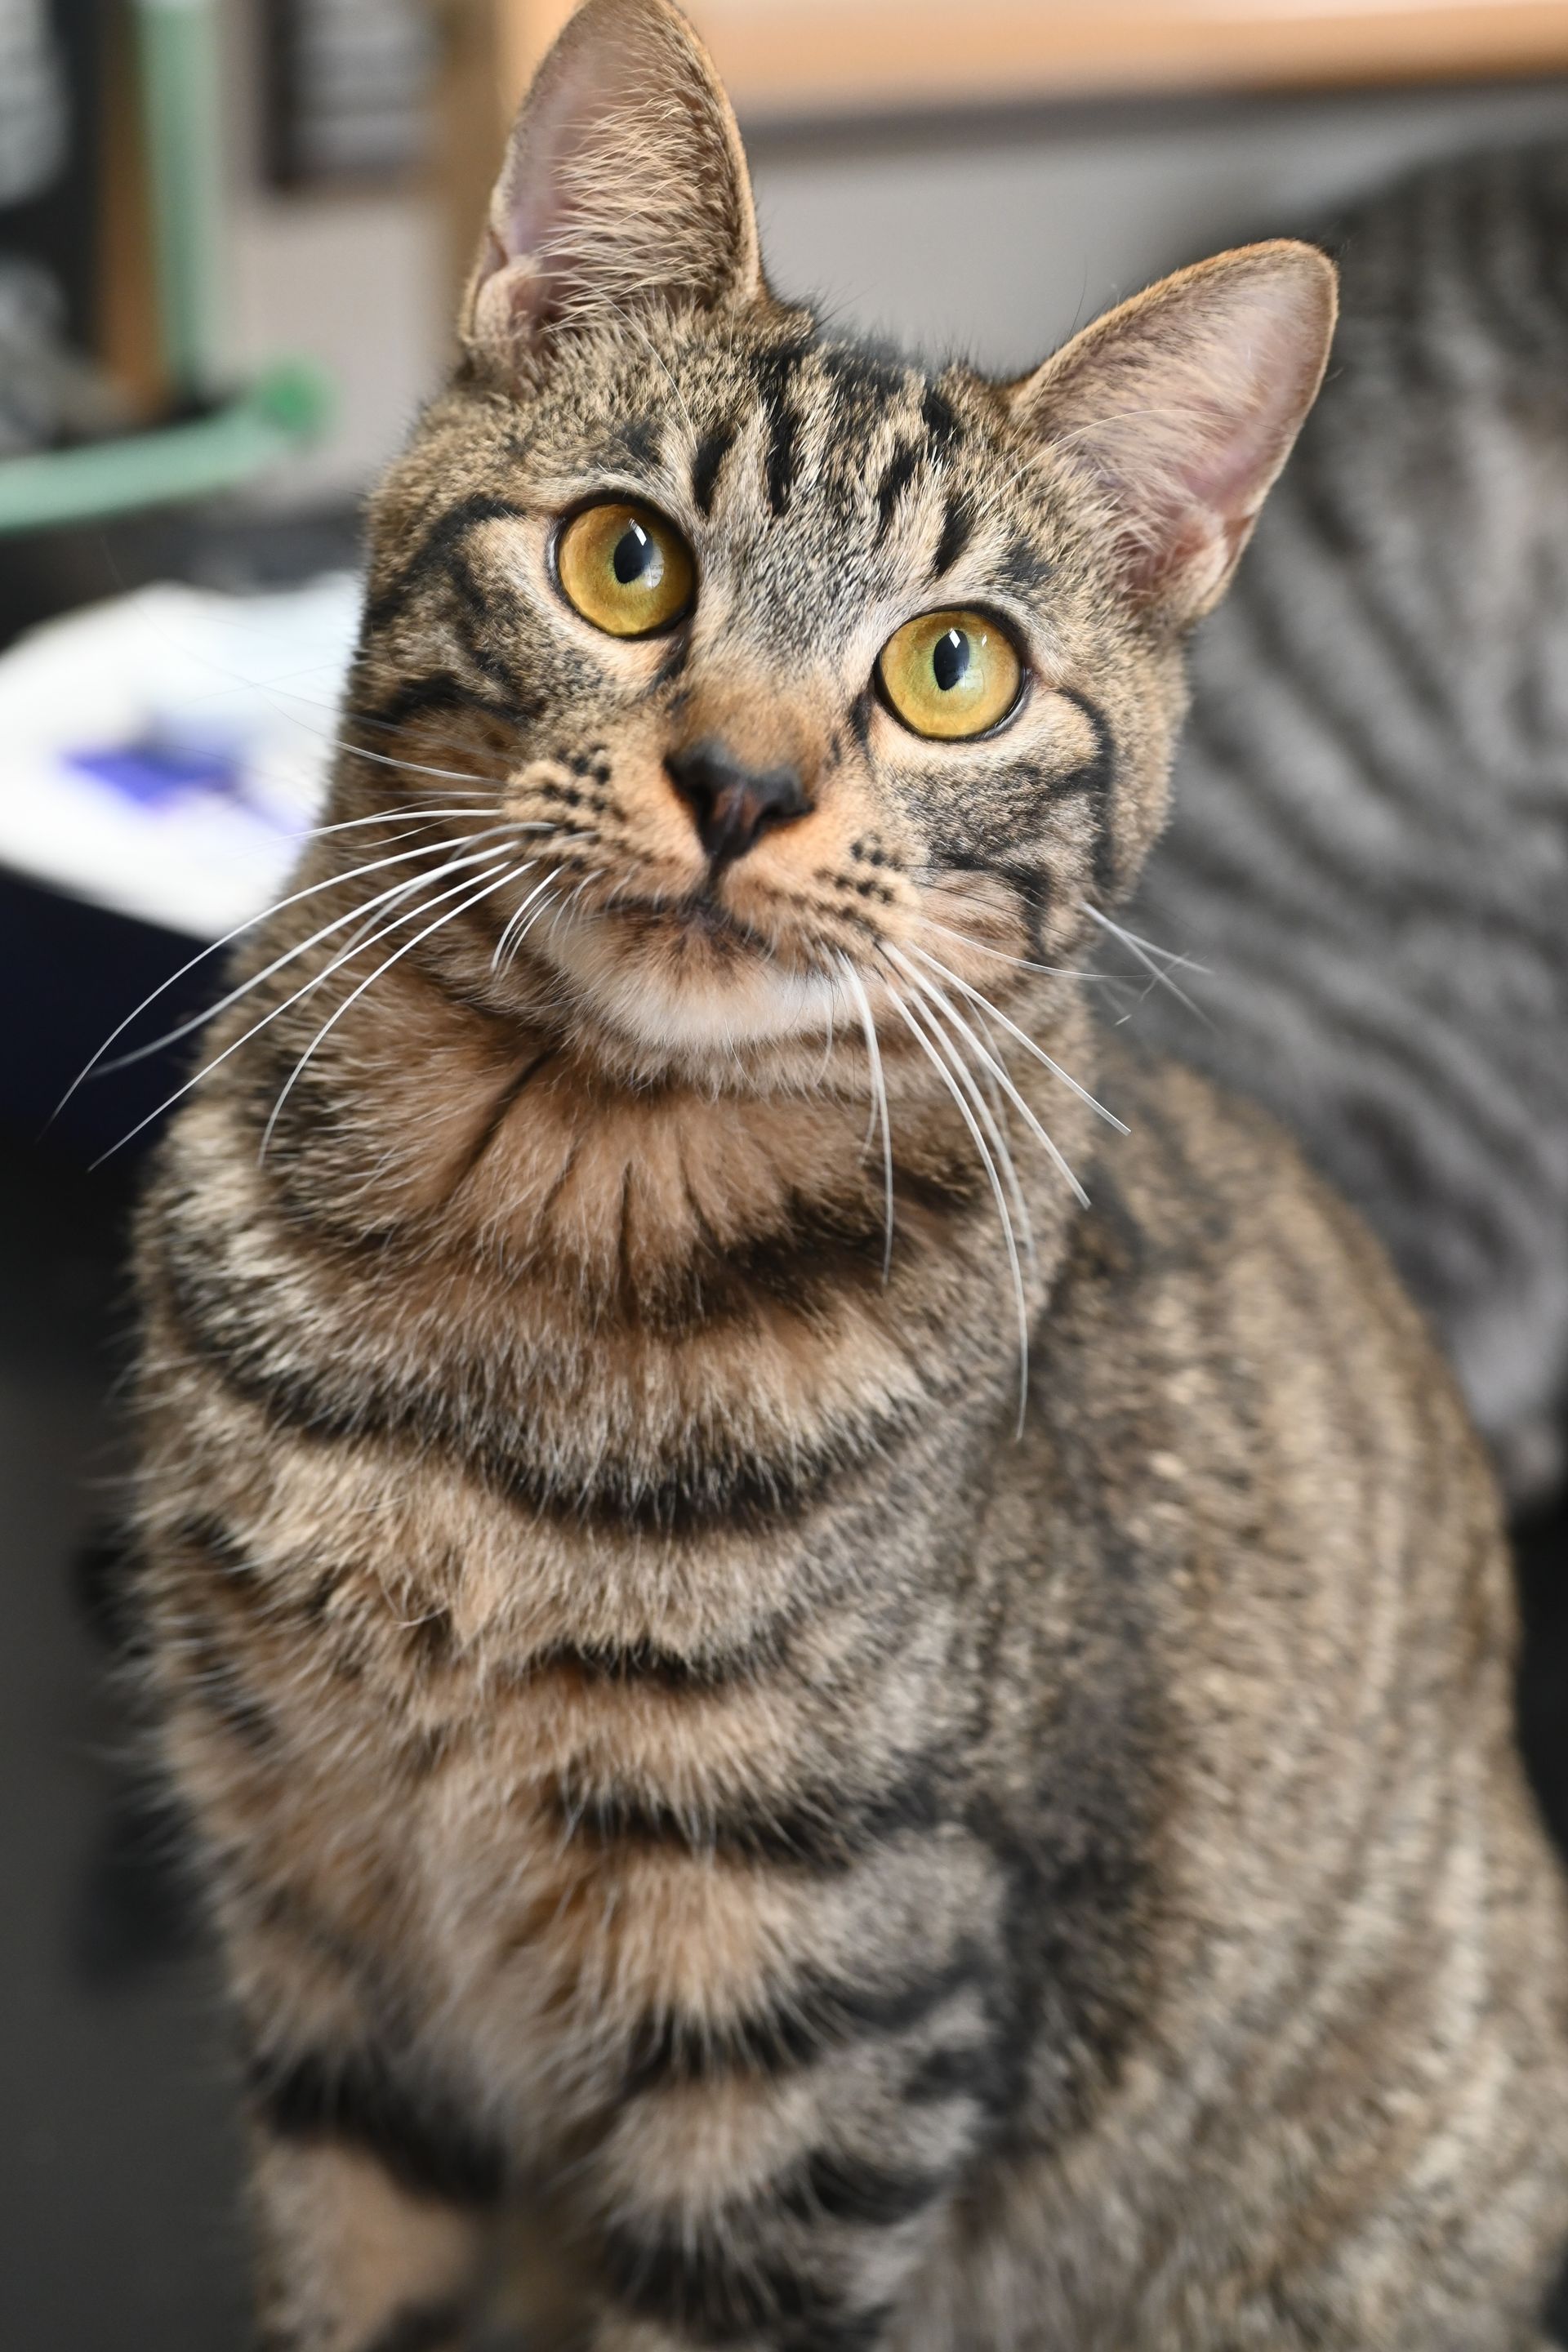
<box><xmin>482</xmin><ymin>0</ymin><xmax>1568</xmax><ymax>127</ymax></box>
<box><xmin>693</xmin><ymin>0</ymin><xmax>1568</xmax><ymax>119</ymax></box>
<box><xmin>437</xmin><ymin>0</ymin><xmax>1568</xmax><ymax>298</ymax></box>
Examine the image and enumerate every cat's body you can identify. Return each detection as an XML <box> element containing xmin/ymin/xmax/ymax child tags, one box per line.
<box><xmin>1130</xmin><ymin>143</ymin><xmax>1568</xmax><ymax>1509</ymax></box>
<box><xmin>129</xmin><ymin>7</ymin><xmax>1568</xmax><ymax>2346</ymax></box>
<box><xmin>140</xmin><ymin>1030</ymin><xmax>1568</xmax><ymax>2352</ymax></box>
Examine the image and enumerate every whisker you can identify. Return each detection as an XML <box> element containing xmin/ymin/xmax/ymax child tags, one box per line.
<box><xmin>836</xmin><ymin>956</ymin><xmax>894</xmax><ymax>1281</ymax></box>
<box><xmin>959</xmin><ymin>991</ymin><xmax>1010</xmax><ymax>1130</ymax></box>
<box><xmin>915</xmin><ymin>867</ymin><xmax>1054</xmax><ymax>920</ymax></box>
<box><xmin>883</xmin><ymin>978</ymin><xmax>1030</xmax><ymax>1434</ymax></box>
<box><xmin>341</xmin><ymin>701</ymin><xmax>519</xmax><ymax>768</ymax></box>
<box><xmin>545</xmin><ymin>871</ymin><xmax>604</xmax><ymax>943</ymax></box>
<box><xmin>1080</xmin><ymin>905</ymin><xmax>1209</xmax><ymax>973</ymax></box>
<box><xmin>97</xmin><ymin>829</ymin><xmax>532</xmax><ymax>1076</ymax></box>
<box><xmin>90</xmin><ymin>850</ymin><xmax>511</xmax><ymax>1168</ymax></box>
<box><xmin>507</xmin><ymin>883</ymin><xmax>568</xmax><ymax>971</ymax></box>
<box><xmin>902</xmin><ymin>982</ymin><xmax>1036</xmax><ymax>1275</ymax></box>
<box><xmin>327</xmin><ymin>734</ymin><xmax>519</xmax><ymax>795</ymax></box>
<box><xmin>287</xmin><ymin>802</ymin><xmax>505</xmax><ymax>843</ymax></box>
<box><xmin>261</xmin><ymin>684</ymin><xmax>518</xmax><ymax>776</ymax></box>
<box><xmin>887</xmin><ymin>944</ymin><xmax>1094</xmax><ymax>1209</ymax></box>
<box><xmin>816</xmin><ymin>984</ymin><xmax>836</xmax><ymax>1089</ymax></box>
<box><xmin>260</xmin><ymin>864</ymin><xmax>522</xmax><ymax>1159</ymax></box>
<box><xmin>54</xmin><ymin>821</ymin><xmax>521</xmax><ymax>1118</ymax></box>
<box><xmin>910</xmin><ymin>911</ymin><xmax>1111</xmax><ymax>984</ymax></box>
<box><xmin>492</xmin><ymin>868</ymin><xmax>567</xmax><ymax>973</ymax></box>
<box><xmin>241</xmin><ymin>661</ymin><xmax>519</xmax><ymax>793</ymax></box>
<box><xmin>904</xmin><ymin>942</ymin><xmax>1128</xmax><ymax>1138</ymax></box>
<box><xmin>75</xmin><ymin>574</ymin><xmax>523</xmax><ymax>791</ymax></box>
<box><xmin>1080</xmin><ymin>903</ymin><xmax>1213</xmax><ymax>1025</ymax></box>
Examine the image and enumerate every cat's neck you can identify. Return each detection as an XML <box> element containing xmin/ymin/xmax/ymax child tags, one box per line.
<box><xmin>252</xmin><ymin>913</ymin><xmax>1102</xmax><ymax>1352</ymax></box>
<box><xmin>197</xmin><ymin>917</ymin><xmax>1106</xmax><ymax>1545</ymax></box>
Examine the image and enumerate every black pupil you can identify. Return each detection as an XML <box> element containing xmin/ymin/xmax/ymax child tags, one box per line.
<box><xmin>932</xmin><ymin>628</ymin><xmax>971</xmax><ymax>693</ymax></box>
<box><xmin>613</xmin><ymin>520</ymin><xmax>654</xmax><ymax>586</ymax></box>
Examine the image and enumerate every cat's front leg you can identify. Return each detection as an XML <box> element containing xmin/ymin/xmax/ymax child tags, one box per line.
<box><xmin>545</xmin><ymin>2032</ymin><xmax>991</xmax><ymax>2352</ymax></box>
<box><xmin>236</xmin><ymin>1991</ymin><xmax>507</xmax><ymax>2351</ymax></box>
<box><xmin>250</xmin><ymin>2127</ymin><xmax>490</xmax><ymax>2352</ymax></box>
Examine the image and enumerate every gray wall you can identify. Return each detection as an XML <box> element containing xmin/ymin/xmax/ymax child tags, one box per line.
<box><xmin>751</xmin><ymin>78</ymin><xmax>1568</xmax><ymax>375</ymax></box>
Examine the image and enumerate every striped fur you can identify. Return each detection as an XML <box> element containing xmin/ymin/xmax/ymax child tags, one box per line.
<box><xmin>131</xmin><ymin>7</ymin><xmax>1568</xmax><ymax>2347</ymax></box>
<box><xmin>1131</xmin><ymin>141</ymin><xmax>1568</xmax><ymax>1508</ymax></box>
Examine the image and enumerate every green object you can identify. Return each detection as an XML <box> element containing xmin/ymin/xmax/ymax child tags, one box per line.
<box><xmin>135</xmin><ymin>0</ymin><xmax>226</xmax><ymax>399</ymax></box>
<box><xmin>0</xmin><ymin>364</ymin><xmax>332</xmax><ymax>534</ymax></box>
<box><xmin>0</xmin><ymin>0</ymin><xmax>337</xmax><ymax>535</ymax></box>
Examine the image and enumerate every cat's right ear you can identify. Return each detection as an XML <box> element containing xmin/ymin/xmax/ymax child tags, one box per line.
<box><xmin>1006</xmin><ymin>242</ymin><xmax>1337</xmax><ymax>627</ymax></box>
<box><xmin>461</xmin><ymin>0</ymin><xmax>761</xmax><ymax>376</ymax></box>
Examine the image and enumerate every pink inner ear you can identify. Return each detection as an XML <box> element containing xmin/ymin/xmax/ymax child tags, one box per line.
<box><xmin>1162</xmin><ymin>278</ymin><xmax>1329</xmax><ymax>523</ymax></box>
<box><xmin>464</xmin><ymin>0</ymin><xmax>760</xmax><ymax>360</ymax></box>
<box><xmin>492</xmin><ymin>39</ymin><xmax>623</xmax><ymax>276</ymax></box>
<box><xmin>1038</xmin><ymin>252</ymin><xmax>1334</xmax><ymax>617</ymax></box>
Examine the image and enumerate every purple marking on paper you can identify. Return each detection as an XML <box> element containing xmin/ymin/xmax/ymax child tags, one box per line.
<box><xmin>67</xmin><ymin>740</ymin><xmax>243</xmax><ymax>809</ymax></box>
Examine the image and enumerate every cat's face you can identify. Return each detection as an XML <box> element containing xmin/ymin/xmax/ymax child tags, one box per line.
<box><xmin>366</xmin><ymin>318</ymin><xmax>1152</xmax><ymax>1062</ymax></box>
<box><xmin>354</xmin><ymin>0</ymin><xmax>1333</xmax><ymax>1080</ymax></box>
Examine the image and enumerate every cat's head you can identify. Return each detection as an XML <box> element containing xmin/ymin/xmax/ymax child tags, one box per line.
<box><xmin>355</xmin><ymin>0</ymin><xmax>1333</xmax><ymax>1081</ymax></box>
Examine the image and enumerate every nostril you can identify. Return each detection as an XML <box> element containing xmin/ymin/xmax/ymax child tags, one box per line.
<box><xmin>664</xmin><ymin>743</ymin><xmax>725</xmax><ymax>822</ymax></box>
<box><xmin>665</xmin><ymin>738</ymin><xmax>811</xmax><ymax>866</ymax></box>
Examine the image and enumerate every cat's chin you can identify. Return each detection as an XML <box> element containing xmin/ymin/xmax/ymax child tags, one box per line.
<box><xmin>538</xmin><ymin>905</ymin><xmax>845</xmax><ymax>1059</ymax></box>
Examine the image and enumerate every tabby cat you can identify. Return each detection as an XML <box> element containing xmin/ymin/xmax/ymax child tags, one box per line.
<box><xmin>130</xmin><ymin>5</ymin><xmax>1568</xmax><ymax>2347</ymax></box>
<box><xmin>1130</xmin><ymin>141</ymin><xmax>1568</xmax><ymax>1510</ymax></box>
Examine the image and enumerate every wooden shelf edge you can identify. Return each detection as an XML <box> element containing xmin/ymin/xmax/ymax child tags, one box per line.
<box><xmin>697</xmin><ymin>3</ymin><xmax>1568</xmax><ymax>122</ymax></box>
<box><xmin>439</xmin><ymin>0</ymin><xmax>1568</xmax><ymax>301</ymax></box>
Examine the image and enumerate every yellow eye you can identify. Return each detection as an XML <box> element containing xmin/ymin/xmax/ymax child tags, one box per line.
<box><xmin>877</xmin><ymin>609</ymin><xmax>1023</xmax><ymax>740</ymax></box>
<box><xmin>555</xmin><ymin>500</ymin><xmax>695</xmax><ymax>638</ymax></box>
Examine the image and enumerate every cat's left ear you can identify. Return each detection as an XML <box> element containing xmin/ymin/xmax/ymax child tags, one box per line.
<box><xmin>462</xmin><ymin>0</ymin><xmax>761</xmax><ymax>373</ymax></box>
<box><xmin>1006</xmin><ymin>242</ymin><xmax>1336</xmax><ymax>627</ymax></box>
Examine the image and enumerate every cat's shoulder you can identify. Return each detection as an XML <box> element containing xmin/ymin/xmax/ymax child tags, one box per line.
<box><xmin>1067</xmin><ymin>1022</ymin><xmax>1459</xmax><ymax>1379</ymax></box>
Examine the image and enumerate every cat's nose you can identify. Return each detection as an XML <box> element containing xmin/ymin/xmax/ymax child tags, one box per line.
<box><xmin>665</xmin><ymin>738</ymin><xmax>811</xmax><ymax>867</ymax></box>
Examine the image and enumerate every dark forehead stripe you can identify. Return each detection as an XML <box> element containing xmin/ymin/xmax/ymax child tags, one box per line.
<box><xmin>823</xmin><ymin>341</ymin><xmax>909</xmax><ymax>414</ymax></box>
<box><xmin>764</xmin><ymin>399</ymin><xmax>801</xmax><ymax>518</ymax></box>
<box><xmin>689</xmin><ymin>420</ymin><xmax>738</xmax><ymax>516</ymax></box>
<box><xmin>751</xmin><ymin>332</ymin><xmax>816</xmax><ymax>517</ymax></box>
<box><xmin>609</xmin><ymin>414</ymin><xmax>662</xmax><ymax>468</ymax></box>
<box><xmin>931</xmin><ymin>491</ymin><xmax>977</xmax><ymax>581</ymax></box>
<box><xmin>999</xmin><ymin>532</ymin><xmax>1054</xmax><ymax>596</ymax></box>
<box><xmin>875</xmin><ymin>442</ymin><xmax>922</xmax><ymax>541</ymax></box>
<box><xmin>921</xmin><ymin>381</ymin><xmax>965</xmax><ymax>457</ymax></box>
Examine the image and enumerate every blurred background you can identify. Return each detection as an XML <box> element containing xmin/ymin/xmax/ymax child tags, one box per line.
<box><xmin>3</xmin><ymin>2</ymin><xmax>1568</xmax><ymax>2344</ymax></box>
